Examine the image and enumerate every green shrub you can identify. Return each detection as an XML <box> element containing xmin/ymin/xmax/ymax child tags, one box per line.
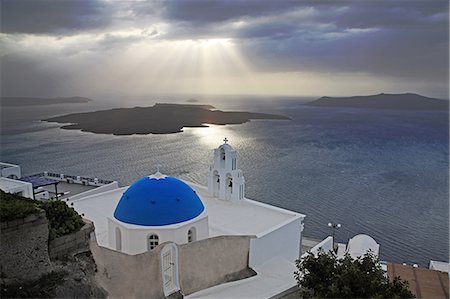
<box><xmin>0</xmin><ymin>191</ymin><xmax>84</xmax><ymax>240</ymax></box>
<box><xmin>0</xmin><ymin>190</ymin><xmax>39</xmax><ymax>221</ymax></box>
<box><xmin>37</xmin><ymin>200</ymin><xmax>84</xmax><ymax>240</ymax></box>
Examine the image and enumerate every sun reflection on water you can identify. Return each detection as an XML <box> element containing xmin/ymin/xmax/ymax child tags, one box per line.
<box><xmin>183</xmin><ymin>124</ymin><xmax>238</xmax><ymax>148</ymax></box>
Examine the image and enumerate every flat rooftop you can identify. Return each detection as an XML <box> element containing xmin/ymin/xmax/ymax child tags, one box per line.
<box><xmin>387</xmin><ymin>263</ymin><xmax>449</xmax><ymax>299</ymax></box>
<box><xmin>0</xmin><ymin>162</ymin><xmax>17</xmax><ymax>170</ymax></box>
<box><xmin>188</xmin><ymin>182</ymin><xmax>300</xmax><ymax>237</ymax></box>
<box><xmin>0</xmin><ymin>177</ymin><xmax>29</xmax><ymax>190</ymax></box>
<box><xmin>70</xmin><ymin>181</ymin><xmax>302</xmax><ymax>248</ymax></box>
<box><xmin>41</xmin><ymin>181</ymin><xmax>96</xmax><ymax>200</ymax></box>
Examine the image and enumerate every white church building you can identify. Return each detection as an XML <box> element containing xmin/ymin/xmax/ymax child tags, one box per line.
<box><xmin>1</xmin><ymin>140</ymin><xmax>385</xmax><ymax>298</ymax></box>
<box><xmin>69</xmin><ymin>139</ymin><xmax>306</xmax><ymax>298</ymax></box>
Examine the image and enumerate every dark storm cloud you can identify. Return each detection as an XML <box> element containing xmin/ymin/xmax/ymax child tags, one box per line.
<box><xmin>0</xmin><ymin>0</ymin><xmax>448</xmax><ymax>97</ymax></box>
<box><xmin>159</xmin><ymin>0</ymin><xmax>301</xmax><ymax>24</ymax></box>
<box><xmin>328</xmin><ymin>1</ymin><xmax>448</xmax><ymax>29</ymax></box>
<box><xmin>239</xmin><ymin>26</ymin><xmax>448</xmax><ymax>80</ymax></box>
<box><xmin>153</xmin><ymin>0</ymin><xmax>448</xmax><ymax>81</ymax></box>
<box><xmin>1</xmin><ymin>0</ymin><xmax>113</xmax><ymax>34</ymax></box>
<box><xmin>157</xmin><ymin>0</ymin><xmax>448</xmax><ymax>40</ymax></box>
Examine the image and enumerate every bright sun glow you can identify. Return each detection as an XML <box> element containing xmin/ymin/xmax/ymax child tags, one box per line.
<box><xmin>196</xmin><ymin>38</ymin><xmax>232</xmax><ymax>48</ymax></box>
<box><xmin>116</xmin><ymin>37</ymin><xmax>260</xmax><ymax>95</ymax></box>
<box><xmin>3</xmin><ymin>32</ymin><xmax>418</xmax><ymax>97</ymax></box>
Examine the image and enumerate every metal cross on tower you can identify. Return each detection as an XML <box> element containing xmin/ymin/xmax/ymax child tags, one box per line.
<box><xmin>223</xmin><ymin>137</ymin><xmax>229</xmax><ymax>144</ymax></box>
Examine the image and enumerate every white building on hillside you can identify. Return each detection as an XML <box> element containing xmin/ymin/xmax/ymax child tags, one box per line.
<box><xmin>0</xmin><ymin>177</ymin><xmax>33</xmax><ymax>198</ymax></box>
<box><xmin>0</xmin><ymin>162</ymin><xmax>22</xmax><ymax>179</ymax></box>
<box><xmin>70</xmin><ymin>139</ymin><xmax>306</xmax><ymax>298</ymax></box>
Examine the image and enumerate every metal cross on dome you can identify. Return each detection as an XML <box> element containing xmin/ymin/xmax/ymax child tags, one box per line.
<box><xmin>223</xmin><ymin>137</ymin><xmax>229</xmax><ymax>144</ymax></box>
<box><xmin>156</xmin><ymin>163</ymin><xmax>161</xmax><ymax>173</ymax></box>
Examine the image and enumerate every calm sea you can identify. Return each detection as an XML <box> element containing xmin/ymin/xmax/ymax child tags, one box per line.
<box><xmin>1</xmin><ymin>95</ymin><xmax>448</xmax><ymax>266</ymax></box>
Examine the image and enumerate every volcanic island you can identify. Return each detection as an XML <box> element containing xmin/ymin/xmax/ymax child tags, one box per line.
<box><xmin>44</xmin><ymin>103</ymin><xmax>290</xmax><ymax>135</ymax></box>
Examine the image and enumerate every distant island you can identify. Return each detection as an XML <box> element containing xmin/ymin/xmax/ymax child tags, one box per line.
<box><xmin>1</xmin><ymin>96</ymin><xmax>92</xmax><ymax>106</ymax></box>
<box><xmin>305</xmin><ymin>93</ymin><xmax>448</xmax><ymax>110</ymax></box>
<box><xmin>44</xmin><ymin>103</ymin><xmax>290</xmax><ymax>135</ymax></box>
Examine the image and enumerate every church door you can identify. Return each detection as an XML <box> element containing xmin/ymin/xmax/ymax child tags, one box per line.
<box><xmin>161</xmin><ymin>243</ymin><xmax>180</xmax><ymax>296</ymax></box>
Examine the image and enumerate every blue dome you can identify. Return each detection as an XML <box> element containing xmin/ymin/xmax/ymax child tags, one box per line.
<box><xmin>114</xmin><ymin>175</ymin><xmax>205</xmax><ymax>226</ymax></box>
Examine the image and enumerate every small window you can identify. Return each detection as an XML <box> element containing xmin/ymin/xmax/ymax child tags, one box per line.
<box><xmin>148</xmin><ymin>234</ymin><xmax>159</xmax><ymax>250</ymax></box>
<box><xmin>187</xmin><ymin>227</ymin><xmax>197</xmax><ymax>243</ymax></box>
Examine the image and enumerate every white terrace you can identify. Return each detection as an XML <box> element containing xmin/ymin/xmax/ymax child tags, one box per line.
<box><xmin>70</xmin><ymin>180</ymin><xmax>303</xmax><ymax>249</ymax></box>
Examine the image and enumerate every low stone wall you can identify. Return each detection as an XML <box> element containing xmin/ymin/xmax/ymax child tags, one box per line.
<box><xmin>89</xmin><ymin>235</ymin><xmax>253</xmax><ymax>298</ymax></box>
<box><xmin>49</xmin><ymin>220</ymin><xmax>94</xmax><ymax>259</ymax></box>
<box><xmin>179</xmin><ymin>235</ymin><xmax>253</xmax><ymax>295</ymax></box>
<box><xmin>0</xmin><ymin>210</ymin><xmax>51</xmax><ymax>280</ymax></box>
<box><xmin>90</xmin><ymin>238</ymin><xmax>166</xmax><ymax>299</ymax></box>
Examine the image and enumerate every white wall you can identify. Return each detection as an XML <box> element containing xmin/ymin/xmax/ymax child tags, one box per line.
<box><xmin>249</xmin><ymin>217</ymin><xmax>302</xmax><ymax>267</ymax></box>
<box><xmin>429</xmin><ymin>261</ymin><xmax>449</xmax><ymax>273</ymax></box>
<box><xmin>69</xmin><ymin>181</ymin><xmax>119</xmax><ymax>201</ymax></box>
<box><xmin>0</xmin><ymin>163</ymin><xmax>21</xmax><ymax>179</ymax></box>
<box><xmin>35</xmin><ymin>191</ymin><xmax>50</xmax><ymax>200</ymax></box>
<box><xmin>301</xmin><ymin>236</ymin><xmax>333</xmax><ymax>258</ymax></box>
<box><xmin>0</xmin><ymin>178</ymin><xmax>33</xmax><ymax>199</ymax></box>
<box><xmin>108</xmin><ymin>216</ymin><xmax>209</xmax><ymax>255</ymax></box>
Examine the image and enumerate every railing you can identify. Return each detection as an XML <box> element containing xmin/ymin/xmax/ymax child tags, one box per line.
<box><xmin>28</xmin><ymin>172</ymin><xmax>115</xmax><ymax>186</ymax></box>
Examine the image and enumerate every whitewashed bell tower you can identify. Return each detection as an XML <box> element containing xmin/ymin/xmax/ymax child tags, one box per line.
<box><xmin>207</xmin><ymin>138</ymin><xmax>245</xmax><ymax>201</ymax></box>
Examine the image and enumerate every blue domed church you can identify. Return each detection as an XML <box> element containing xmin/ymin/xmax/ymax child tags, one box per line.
<box><xmin>108</xmin><ymin>171</ymin><xmax>209</xmax><ymax>254</ymax></box>
<box><xmin>69</xmin><ymin>140</ymin><xmax>305</xmax><ymax>297</ymax></box>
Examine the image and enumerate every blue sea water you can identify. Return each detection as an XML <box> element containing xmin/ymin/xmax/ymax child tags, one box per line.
<box><xmin>1</xmin><ymin>95</ymin><xmax>448</xmax><ymax>266</ymax></box>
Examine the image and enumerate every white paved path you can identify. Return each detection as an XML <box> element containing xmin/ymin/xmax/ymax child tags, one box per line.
<box><xmin>186</xmin><ymin>258</ymin><xmax>298</xmax><ymax>299</ymax></box>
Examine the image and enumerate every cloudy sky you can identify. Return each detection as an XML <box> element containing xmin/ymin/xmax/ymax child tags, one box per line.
<box><xmin>1</xmin><ymin>0</ymin><xmax>448</xmax><ymax>99</ymax></box>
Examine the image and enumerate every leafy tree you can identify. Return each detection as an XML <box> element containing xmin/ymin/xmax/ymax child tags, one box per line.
<box><xmin>295</xmin><ymin>250</ymin><xmax>414</xmax><ymax>298</ymax></box>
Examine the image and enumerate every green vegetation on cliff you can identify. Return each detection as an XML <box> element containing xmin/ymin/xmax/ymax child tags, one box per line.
<box><xmin>0</xmin><ymin>191</ymin><xmax>84</xmax><ymax>240</ymax></box>
<box><xmin>38</xmin><ymin>200</ymin><xmax>84</xmax><ymax>240</ymax></box>
<box><xmin>0</xmin><ymin>190</ymin><xmax>39</xmax><ymax>221</ymax></box>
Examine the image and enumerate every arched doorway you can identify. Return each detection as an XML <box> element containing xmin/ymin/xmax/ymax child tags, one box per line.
<box><xmin>161</xmin><ymin>243</ymin><xmax>180</xmax><ymax>297</ymax></box>
<box><xmin>115</xmin><ymin>227</ymin><xmax>122</xmax><ymax>251</ymax></box>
